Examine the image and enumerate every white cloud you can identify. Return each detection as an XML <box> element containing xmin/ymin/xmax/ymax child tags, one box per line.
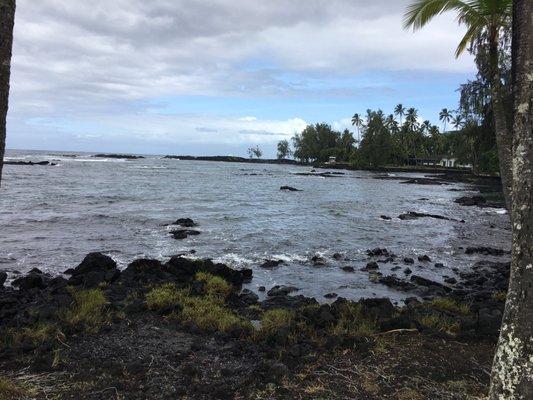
<box><xmin>7</xmin><ymin>0</ymin><xmax>475</xmax><ymax>154</ymax></box>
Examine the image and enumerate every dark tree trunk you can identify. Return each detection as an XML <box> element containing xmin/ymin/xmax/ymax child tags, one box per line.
<box><xmin>488</xmin><ymin>27</ymin><xmax>514</xmax><ymax>212</ymax></box>
<box><xmin>489</xmin><ymin>0</ymin><xmax>533</xmax><ymax>398</ymax></box>
<box><xmin>0</xmin><ymin>0</ymin><xmax>16</xmax><ymax>187</ymax></box>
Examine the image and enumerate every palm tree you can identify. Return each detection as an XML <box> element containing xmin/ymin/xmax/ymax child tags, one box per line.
<box><xmin>394</xmin><ymin>104</ymin><xmax>406</xmax><ymax>125</ymax></box>
<box><xmin>0</xmin><ymin>0</ymin><xmax>16</xmax><ymax>187</ymax></box>
<box><xmin>351</xmin><ymin>113</ymin><xmax>363</xmax><ymax>143</ymax></box>
<box><xmin>422</xmin><ymin>120</ymin><xmax>432</xmax><ymax>134</ymax></box>
<box><xmin>429</xmin><ymin>125</ymin><xmax>441</xmax><ymax>156</ymax></box>
<box><xmin>404</xmin><ymin>0</ymin><xmax>513</xmax><ymax>210</ymax></box>
<box><xmin>452</xmin><ymin>114</ymin><xmax>465</xmax><ymax>130</ymax></box>
<box><xmin>439</xmin><ymin>108</ymin><xmax>452</xmax><ymax>132</ymax></box>
<box><xmin>489</xmin><ymin>1</ymin><xmax>532</xmax><ymax>397</ymax></box>
<box><xmin>405</xmin><ymin>107</ymin><xmax>418</xmax><ymax>130</ymax></box>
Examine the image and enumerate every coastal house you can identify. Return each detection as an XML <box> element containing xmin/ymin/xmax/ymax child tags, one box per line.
<box><xmin>326</xmin><ymin>156</ymin><xmax>337</xmax><ymax>165</ymax></box>
<box><xmin>408</xmin><ymin>155</ymin><xmax>473</xmax><ymax>169</ymax></box>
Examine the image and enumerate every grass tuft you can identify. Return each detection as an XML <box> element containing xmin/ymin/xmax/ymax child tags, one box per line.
<box><xmin>195</xmin><ymin>272</ymin><xmax>232</xmax><ymax>301</ymax></box>
<box><xmin>430</xmin><ymin>297</ymin><xmax>470</xmax><ymax>315</ymax></box>
<box><xmin>329</xmin><ymin>302</ymin><xmax>378</xmax><ymax>338</ymax></box>
<box><xmin>146</xmin><ymin>283</ymin><xmax>182</xmax><ymax>310</ymax></box>
<box><xmin>258</xmin><ymin>309</ymin><xmax>294</xmax><ymax>336</ymax></box>
<box><xmin>63</xmin><ymin>287</ymin><xmax>108</xmax><ymax>332</ymax></box>
<box><xmin>0</xmin><ymin>377</ymin><xmax>36</xmax><ymax>400</ymax></box>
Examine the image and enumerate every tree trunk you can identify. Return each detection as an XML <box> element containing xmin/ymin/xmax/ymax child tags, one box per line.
<box><xmin>488</xmin><ymin>27</ymin><xmax>514</xmax><ymax>213</ymax></box>
<box><xmin>0</xmin><ymin>0</ymin><xmax>16</xmax><ymax>187</ymax></box>
<box><xmin>489</xmin><ymin>0</ymin><xmax>533</xmax><ymax>398</ymax></box>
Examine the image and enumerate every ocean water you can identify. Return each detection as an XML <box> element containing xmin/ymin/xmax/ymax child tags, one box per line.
<box><xmin>0</xmin><ymin>149</ymin><xmax>511</xmax><ymax>303</ymax></box>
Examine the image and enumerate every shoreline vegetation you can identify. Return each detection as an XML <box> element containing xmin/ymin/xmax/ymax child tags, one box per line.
<box><xmin>0</xmin><ymin>241</ymin><xmax>510</xmax><ymax>399</ymax></box>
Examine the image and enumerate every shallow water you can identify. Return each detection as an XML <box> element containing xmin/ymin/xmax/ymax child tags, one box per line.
<box><xmin>1</xmin><ymin>149</ymin><xmax>511</xmax><ymax>303</ymax></box>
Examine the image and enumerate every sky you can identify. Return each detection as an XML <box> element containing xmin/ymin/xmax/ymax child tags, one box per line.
<box><xmin>7</xmin><ymin>0</ymin><xmax>476</xmax><ymax>157</ymax></box>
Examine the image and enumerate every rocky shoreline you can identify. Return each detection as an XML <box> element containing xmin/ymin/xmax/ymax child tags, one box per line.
<box><xmin>0</xmin><ymin>243</ymin><xmax>510</xmax><ymax>399</ymax></box>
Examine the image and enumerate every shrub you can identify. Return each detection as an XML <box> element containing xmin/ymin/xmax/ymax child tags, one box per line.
<box><xmin>430</xmin><ymin>298</ymin><xmax>470</xmax><ymax>315</ymax></box>
<box><xmin>195</xmin><ymin>272</ymin><xmax>232</xmax><ymax>301</ymax></box>
<box><xmin>63</xmin><ymin>287</ymin><xmax>108</xmax><ymax>332</ymax></box>
<box><xmin>420</xmin><ymin>313</ymin><xmax>459</xmax><ymax>334</ymax></box>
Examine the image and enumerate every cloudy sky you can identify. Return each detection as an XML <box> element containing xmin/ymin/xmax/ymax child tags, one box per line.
<box><xmin>7</xmin><ymin>0</ymin><xmax>475</xmax><ymax>157</ymax></box>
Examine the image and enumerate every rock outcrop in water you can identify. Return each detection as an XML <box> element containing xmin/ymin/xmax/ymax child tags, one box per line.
<box><xmin>4</xmin><ymin>160</ymin><xmax>57</xmax><ymax>166</ymax></box>
<box><xmin>92</xmin><ymin>154</ymin><xmax>145</xmax><ymax>159</ymax></box>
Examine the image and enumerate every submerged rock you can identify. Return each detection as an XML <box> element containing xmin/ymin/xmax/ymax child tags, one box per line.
<box><xmin>398</xmin><ymin>211</ymin><xmax>461</xmax><ymax>222</ymax></box>
<box><xmin>267</xmin><ymin>285</ymin><xmax>299</xmax><ymax>297</ymax></box>
<box><xmin>455</xmin><ymin>195</ymin><xmax>486</xmax><ymax>207</ymax></box>
<box><xmin>280</xmin><ymin>186</ymin><xmax>302</xmax><ymax>192</ymax></box>
<box><xmin>259</xmin><ymin>260</ymin><xmax>284</xmax><ymax>269</ymax></box>
<box><xmin>465</xmin><ymin>247</ymin><xmax>509</xmax><ymax>256</ymax></box>
<box><xmin>362</xmin><ymin>261</ymin><xmax>379</xmax><ymax>271</ymax></box>
<box><xmin>341</xmin><ymin>266</ymin><xmax>355</xmax><ymax>272</ymax></box>
<box><xmin>170</xmin><ymin>229</ymin><xmax>201</xmax><ymax>240</ymax></box>
<box><xmin>173</xmin><ymin>218</ymin><xmax>197</xmax><ymax>227</ymax></box>
<box><xmin>378</xmin><ymin>276</ymin><xmax>416</xmax><ymax>291</ymax></box>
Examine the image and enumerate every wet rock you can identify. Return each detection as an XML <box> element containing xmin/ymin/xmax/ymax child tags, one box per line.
<box><xmin>380</xmin><ymin>215</ymin><xmax>392</xmax><ymax>220</ymax></box>
<box><xmin>280</xmin><ymin>186</ymin><xmax>302</xmax><ymax>192</ymax></box>
<box><xmin>444</xmin><ymin>277</ymin><xmax>457</xmax><ymax>285</ymax></box>
<box><xmin>455</xmin><ymin>195</ymin><xmax>486</xmax><ymax>207</ymax></box>
<box><xmin>403</xmin><ymin>257</ymin><xmax>414</xmax><ymax>264</ymax></box>
<box><xmin>12</xmin><ymin>270</ymin><xmax>51</xmax><ymax>290</ymax></box>
<box><xmin>165</xmin><ymin>257</ymin><xmax>248</xmax><ymax>287</ymax></box>
<box><xmin>362</xmin><ymin>261</ymin><xmax>379</xmax><ymax>271</ymax></box>
<box><xmin>170</xmin><ymin>229</ymin><xmax>201</xmax><ymax>240</ymax></box>
<box><xmin>173</xmin><ymin>218</ymin><xmax>197</xmax><ymax>227</ymax></box>
<box><xmin>434</xmin><ymin>262</ymin><xmax>445</xmax><ymax>268</ymax></box>
<box><xmin>67</xmin><ymin>252</ymin><xmax>120</xmax><ymax>288</ymax></box>
<box><xmin>378</xmin><ymin>276</ymin><xmax>416</xmax><ymax>291</ymax></box>
<box><xmin>400</xmin><ymin>178</ymin><xmax>445</xmax><ymax>185</ymax></box>
<box><xmin>332</xmin><ymin>253</ymin><xmax>343</xmax><ymax>260</ymax></box>
<box><xmin>391</xmin><ymin>266</ymin><xmax>401</xmax><ymax>271</ymax></box>
<box><xmin>259</xmin><ymin>260</ymin><xmax>284</xmax><ymax>269</ymax></box>
<box><xmin>410</xmin><ymin>275</ymin><xmax>449</xmax><ymax>292</ymax></box>
<box><xmin>267</xmin><ymin>285</ymin><xmax>299</xmax><ymax>297</ymax></box>
<box><xmin>324</xmin><ymin>293</ymin><xmax>338</xmax><ymax>299</ymax></box>
<box><xmin>404</xmin><ymin>268</ymin><xmax>412</xmax><ymax>275</ymax></box>
<box><xmin>341</xmin><ymin>266</ymin><xmax>355</xmax><ymax>272</ymax></box>
<box><xmin>465</xmin><ymin>247</ymin><xmax>509</xmax><ymax>256</ymax></box>
<box><xmin>239</xmin><ymin>289</ymin><xmax>259</xmax><ymax>305</ymax></box>
<box><xmin>418</xmin><ymin>255</ymin><xmax>431</xmax><ymax>262</ymax></box>
<box><xmin>399</xmin><ymin>211</ymin><xmax>459</xmax><ymax>222</ymax></box>
<box><xmin>367</xmin><ymin>248</ymin><xmax>390</xmax><ymax>257</ymax></box>
<box><xmin>258</xmin><ymin>286</ymin><xmax>266</xmax><ymax>292</ymax></box>
<box><xmin>311</xmin><ymin>255</ymin><xmax>326</xmax><ymax>266</ymax></box>
<box><xmin>0</xmin><ymin>272</ymin><xmax>7</xmax><ymax>287</ymax></box>
<box><xmin>262</xmin><ymin>294</ymin><xmax>318</xmax><ymax>310</ymax></box>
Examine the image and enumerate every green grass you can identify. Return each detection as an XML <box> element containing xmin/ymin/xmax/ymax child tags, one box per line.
<box><xmin>420</xmin><ymin>314</ymin><xmax>459</xmax><ymax>334</ymax></box>
<box><xmin>258</xmin><ymin>309</ymin><xmax>294</xmax><ymax>336</ymax></box>
<box><xmin>146</xmin><ymin>283</ymin><xmax>182</xmax><ymax>310</ymax></box>
<box><xmin>328</xmin><ymin>302</ymin><xmax>378</xmax><ymax>338</ymax></box>
<box><xmin>195</xmin><ymin>272</ymin><xmax>232</xmax><ymax>301</ymax></box>
<box><xmin>430</xmin><ymin>298</ymin><xmax>470</xmax><ymax>315</ymax></box>
<box><xmin>63</xmin><ymin>287</ymin><xmax>109</xmax><ymax>332</ymax></box>
<box><xmin>1</xmin><ymin>323</ymin><xmax>59</xmax><ymax>351</ymax></box>
<box><xmin>0</xmin><ymin>377</ymin><xmax>36</xmax><ymax>399</ymax></box>
<box><xmin>146</xmin><ymin>283</ymin><xmax>250</xmax><ymax>333</ymax></box>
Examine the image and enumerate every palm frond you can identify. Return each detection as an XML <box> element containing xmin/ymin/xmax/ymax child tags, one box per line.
<box><xmin>403</xmin><ymin>0</ymin><xmax>481</xmax><ymax>31</ymax></box>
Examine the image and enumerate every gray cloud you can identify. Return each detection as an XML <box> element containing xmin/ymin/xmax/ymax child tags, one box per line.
<box><xmin>7</xmin><ymin>0</ymin><xmax>474</xmax><ymax>154</ymax></box>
